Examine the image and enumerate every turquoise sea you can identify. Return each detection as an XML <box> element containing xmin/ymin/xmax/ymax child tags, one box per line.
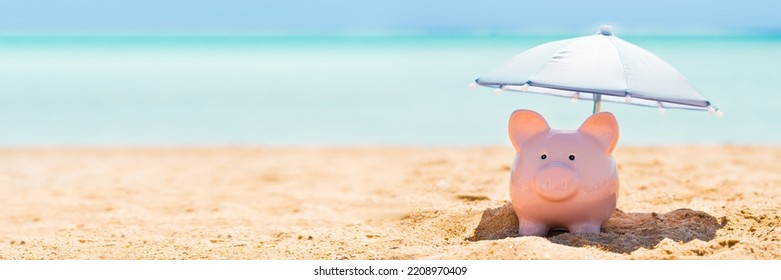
<box><xmin>0</xmin><ymin>35</ymin><xmax>778</xmax><ymax>146</ymax></box>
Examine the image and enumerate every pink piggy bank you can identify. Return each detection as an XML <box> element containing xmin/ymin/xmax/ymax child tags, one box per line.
<box><xmin>509</xmin><ymin>110</ymin><xmax>619</xmax><ymax>236</ymax></box>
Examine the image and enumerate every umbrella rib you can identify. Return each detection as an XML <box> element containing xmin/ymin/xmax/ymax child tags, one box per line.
<box><xmin>501</xmin><ymin>83</ymin><xmax>710</xmax><ymax>108</ymax></box>
<box><xmin>607</xmin><ymin>36</ymin><xmax>630</xmax><ymax>96</ymax></box>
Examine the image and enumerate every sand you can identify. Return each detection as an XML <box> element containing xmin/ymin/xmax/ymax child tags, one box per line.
<box><xmin>0</xmin><ymin>146</ymin><xmax>779</xmax><ymax>259</ymax></box>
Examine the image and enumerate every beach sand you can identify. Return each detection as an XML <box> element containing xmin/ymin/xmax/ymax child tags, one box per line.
<box><xmin>0</xmin><ymin>146</ymin><xmax>779</xmax><ymax>259</ymax></box>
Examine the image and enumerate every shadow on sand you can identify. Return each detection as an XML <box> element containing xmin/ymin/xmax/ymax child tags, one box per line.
<box><xmin>467</xmin><ymin>202</ymin><xmax>725</xmax><ymax>254</ymax></box>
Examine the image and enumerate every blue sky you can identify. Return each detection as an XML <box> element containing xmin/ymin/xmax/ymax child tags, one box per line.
<box><xmin>0</xmin><ymin>0</ymin><xmax>779</xmax><ymax>35</ymax></box>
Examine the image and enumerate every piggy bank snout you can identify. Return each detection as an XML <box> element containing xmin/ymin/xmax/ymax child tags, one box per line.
<box><xmin>533</xmin><ymin>164</ymin><xmax>580</xmax><ymax>201</ymax></box>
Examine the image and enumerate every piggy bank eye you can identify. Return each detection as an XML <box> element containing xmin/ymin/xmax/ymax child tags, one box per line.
<box><xmin>569</xmin><ymin>155</ymin><xmax>576</xmax><ymax>161</ymax></box>
<box><xmin>540</xmin><ymin>154</ymin><xmax>547</xmax><ymax>160</ymax></box>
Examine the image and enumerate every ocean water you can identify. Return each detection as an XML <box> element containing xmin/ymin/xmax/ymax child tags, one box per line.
<box><xmin>0</xmin><ymin>35</ymin><xmax>778</xmax><ymax>146</ymax></box>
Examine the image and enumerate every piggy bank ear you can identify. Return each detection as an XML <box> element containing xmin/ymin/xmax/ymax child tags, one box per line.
<box><xmin>578</xmin><ymin>112</ymin><xmax>619</xmax><ymax>154</ymax></box>
<box><xmin>508</xmin><ymin>110</ymin><xmax>550</xmax><ymax>152</ymax></box>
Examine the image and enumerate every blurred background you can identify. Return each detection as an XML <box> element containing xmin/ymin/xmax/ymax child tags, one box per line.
<box><xmin>0</xmin><ymin>0</ymin><xmax>779</xmax><ymax>146</ymax></box>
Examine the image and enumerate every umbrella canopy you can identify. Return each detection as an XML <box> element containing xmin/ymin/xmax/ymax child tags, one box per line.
<box><xmin>474</xmin><ymin>25</ymin><xmax>719</xmax><ymax>114</ymax></box>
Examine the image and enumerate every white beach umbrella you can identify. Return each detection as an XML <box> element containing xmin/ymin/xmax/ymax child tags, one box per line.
<box><xmin>472</xmin><ymin>25</ymin><xmax>721</xmax><ymax>115</ymax></box>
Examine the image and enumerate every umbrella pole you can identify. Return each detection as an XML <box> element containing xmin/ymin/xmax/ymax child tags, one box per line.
<box><xmin>592</xmin><ymin>94</ymin><xmax>602</xmax><ymax>114</ymax></box>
